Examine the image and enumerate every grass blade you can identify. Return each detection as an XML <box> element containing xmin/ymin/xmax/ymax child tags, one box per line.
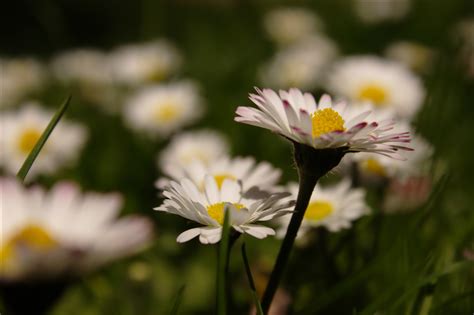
<box><xmin>169</xmin><ymin>284</ymin><xmax>186</xmax><ymax>315</ymax></box>
<box><xmin>217</xmin><ymin>208</ymin><xmax>230</xmax><ymax>315</ymax></box>
<box><xmin>16</xmin><ymin>95</ymin><xmax>72</xmax><ymax>182</ymax></box>
<box><xmin>241</xmin><ymin>243</ymin><xmax>263</xmax><ymax>315</ymax></box>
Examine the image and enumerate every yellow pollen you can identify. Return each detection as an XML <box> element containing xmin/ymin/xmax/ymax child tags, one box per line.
<box><xmin>363</xmin><ymin>158</ymin><xmax>387</xmax><ymax>176</ymax></box>
<box><xmin>0</xmin><ymin>224</ymin><xmax>58</xmax><ymax>267</ymax></box>
<box><xmin>154</xmin><ymin>102</ymin><xmax>181</xmax><ymax>123</ymax></box>
<box><xmin>18</xmin><ymin>128</ymin><xmax>41</xmax><ymax>155</ymax></box>
<box><xmin>311</xmin><ymin>108</ymin><xmax>345</xmax><ymax>138</ymax></box>
<box><xmin>213</xmin><ymin>174</ymin><xmax>237</xmax><ymax>189</ymax></box>
<box><xmin>207</xmin><ymin>202</ymin><xmax>244</xmax><ymax>225</ymax></box>
<box><xmin>357</xmin><ymin>84</ymin><xmax>388</xmax><ymax>105</ymax></box>
<box><xmin>304</xmin><ymin>201</ymin><xmax>334</xmax><ymax>222</ymax></box>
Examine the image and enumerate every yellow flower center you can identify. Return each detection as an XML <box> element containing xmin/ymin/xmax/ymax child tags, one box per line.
<box><xmin>311</xmin><ymin>108</ymin><xmax>346</xmax><ymax>138</ymax></box>
<box><xmin>0</xmin><ymin>224</ymin><xmax>58</xmax><ymax>269</ymax></box>
<box><xmin>207</xmin><ymin>202</ymin><xmax>244</xmax><ymax>225</ymax></box>
<box><xmin>213</xmin><ymin>173</ymin><xmax>237</xmax><ymax>189</ymax></box>
<box><xmin>17</xmin><ymin>128</ymin><xmax>41</xmax><ymax>155</ymax></box>
<box><xmin>363</xmin><ymin>158</ymin><xmax>387</xmax><ymax>176</ymax></box>
<box><xmin>304</xmin><ymin>201</ymin><xmax>334</xmax><ymax>222</ymax></box>
<box><xmin>154</xmin><ymin>102</ymin><xmax>181</xmax><ymax>123</ymax></box>
<box><xmin>357</xmin><ymin>84</ymin><xmax>388</xmax><ymax>105</ymax></box>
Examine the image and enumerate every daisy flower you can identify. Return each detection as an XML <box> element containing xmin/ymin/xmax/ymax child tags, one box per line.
<box><xmin>156</xmin><ymin>155</ymin><xmax>282</xmax><ymax>193</ymax></box>
<box><xmin>110</xmin><ymin>40</ymin><xmax>181</xmax><ymax>85</ymax></box>
<box><xmin>235</xmin><ymin>88</ymin><xmax>412</xmax><ymax>159</ymax></box>
<box><xmin>0</xmin><ymin>178</ymin><xmax>153</xmax><ymax>281</ymax></box>
<box><xmin>0</xmin><ymin>57</ymin><xmax>46</xmax><ymax>108</ymax></box>
<box><xmin>263</xmin><ymin>7</ymin><xmax>323</xmax><ymax>46</ymax></box>
<box><xmin>353</xmin><ymin>0</ymin><xmax>411</xmax><ymax>24</ymax></box>
<box><xmin>155</xmin><ymin>175</ymin><xmax>293</xmax><ymax>244</ymax></box>
<box><xmin>0</xmin><ymin>103</ymin><xmax>87</xmax><ymax>179</ymax></box>
<box><xmin>260</xmin><ymin>36</ymin><xmax>338</xmax><ymax>90</ymax></box>
<box><xmin>158</xmin><ymin>129</ymin><xmax>230</xmax><ymax>180</ymax></box>
<box><xmin>385</xmin><ymin>41</ymin><xmax>435</xmax><ymax>73</ymax></box>
<box><xmin>326</xmin><ymin>56</ymin><xmax>425</xmax><ymax>119</ymax></box>
<box><xmin>278</xmin><ymin>179</ymin><xmax>370</xmax><ymax>235</ymax></box>
<box><xmin>123</xmin><ymin>81</ymin><xmax>203</xmax><ymax>137</ymax></box>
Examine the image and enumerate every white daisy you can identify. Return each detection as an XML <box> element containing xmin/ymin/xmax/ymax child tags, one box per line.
<box><xmin>353</xmin><ymin>0</ymin><xmax>411</xmax><ymax>24</ymax></box>
<box><xmin>0</xmin><ymin>57</ymin><xmax>46</xmax><ymax>108</ymax></box>
<box><xmin>156</xmin><ymin>155</ymin><xmax>282</xmax><ymax>193</ymax></box>
<box><xmin>383</xmin><ymin>175</ymin><xmax>432</xmax><ymax>213</ymax></box>
<box><xmin>0</xmin><ymin>102</ymin><xmax>87</xmax><ymax>179</ymax></box>
<box><xmin>155</xmin><ymin>175</ymin><xmax>294</xmax><ymax>244</ymax></box>
<box><xmin>158</xmin><ymin>129</ymin><xmax>230</xmax><ymax>180</ymax></box>
<box><xmin>0</xmin><ymin>178</ymin><xmax>153</xmax><ymax>281</ymax></box>
<box><xmin>123</xmin><ymin>81</ymin><xmax>203</xmax><ymax>137</ymax></box>
<box><xmin>351</xmin><ymin>134</ymin><xmax>433</xmax><ymax>179</ymax></box>
<box><xmin>326</xmin><ymin>56</ymin><xmax>425</xmax><ymax>119</ymax></box>
<box><xmin>50</xmin><ymin>49</ymin><xmax>112</xmax><ymax>86</ymax></box>
<box><xmin>385</xmin><ymin>41</ymin><xmax>435</xmax><ymax>73</ymax></box>
<box><xmin>235</xmin><ymin>88</ymin><xmax>412</xmax><ymax>159</ymax></box>
<box><xmin>263</xmin><ymin>7</ymin><xmax>323</xmax><ymax>46</ymax></box>
<box><xmin>260</xmin><ymin>36</ymin><xmax>338</xmax><ymax>90</ymax></box>
<box><xmin>110</xmin><ymin>40</ymin><xmax>182</xmax><ymax>85</ymax></box>
<box><xmin>278</xmin><ymin>179</ymin><xmax>369</xmax><ymax>235</ymax></box>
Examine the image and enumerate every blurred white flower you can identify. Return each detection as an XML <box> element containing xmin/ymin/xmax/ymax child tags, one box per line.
<box><xmin>0</xmin><ymin>102</ymin><xmax>87</xmax><ymax>179</ymax></box>
<box><xmin>263</xmin><ymin>7</ymin><xmax>323</xmax><ymax>46</ymax></box>
<box><xmin>156</xmin><ymin>155</ymin><xmax>281</xmax><ymax>193</ymax></box>
<box><xmin>277</xmin><ymin>179</ymin><xmax>369</xmax><ymax>235</ymax></box>
<box><xmin>110</xmin><ymin>40</ymin><xmax>182</xmax><ymax>85</ymax></box>
<box><xmin>155</xmin><ymin>175</ymin><xmax>293</xmax><ymax>244</ymax></box>
<box><xmin>51</xmin><ymin>49</ymin><xmax>112</xmax><ymax>85</ymax></box>
<box><xmin>235</xmin><ymin>88</ymin><xmax>412</xmax><ymax>159</ymax></box>
<box><xmin>353</xmin><ymin>0</ymin><xmax>411</xmax><ymax>24</ymax></box>
<box><xmin>50</xmin><ymin>49</ymin><xmax>116</xmax><ymax>107</ymax></box>
<box><xmin>0</xmin><ymin>58</ymin><xmax>46</xmax><ymax>108</ymax></box>
<box><xmin>158</xmin><ymin>129</ymin><xmax>230</xmax><ymax>179</ymax></box>
<box><xmin>453</xmin><ymin>19</ymin><xmax>474</xmax><ymax>78</ymax></box>
<box><xmin>260</xmin><ymin>36</ymin><xmax>338</xmax><ymax>90</ymax></box>
<box><xmin>350</xmin><ymin>131</ymin><xmax>433</xmax><ymax>180</ymax></box>
<box><xmin>123</xmin><ymin>81</ymin><xmax>203</xmax><ymax>137</ymax></box>
<box><xmin>326</xmin><ymin>56</ymin><xmax>425</xmax><ymax>119</ymax></box>
<box><xmin>383</xmin><ymin>175</ymin><xmax>432</xmax><ymax>213</ymax></box>
<box><xmin>0</xmin><ymin>178</ymin><xmax>153</xmax><ymax>281</ymax></box>
<box><xmin>385</xmin><ymin>41</ymin><xmax>435</xmax><ymax>73</ymax></box>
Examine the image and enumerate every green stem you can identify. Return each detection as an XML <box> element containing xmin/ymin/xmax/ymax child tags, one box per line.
<box><xmin>261</xmin><ymin>169</ymin><xmax>320</xmax><ymax>313</ymax></box>
<box><xmin>260</xmin><ymin>143</ymin><xmax>346</xmax><ymax>314</ymax></box>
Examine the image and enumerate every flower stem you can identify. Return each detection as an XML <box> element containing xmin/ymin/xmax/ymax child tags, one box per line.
<box><xmin>261</xmin><ymin>143</ymin><xmax>346</xmax><ymax>314</ymax></box>
<box><xmin>261</xmin><ymin>169</ymin><xmax>319</xmax><ymax>313</ymax></box>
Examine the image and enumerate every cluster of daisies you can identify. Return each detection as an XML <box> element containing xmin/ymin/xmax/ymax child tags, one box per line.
<box><xmin>256</xmin><ymin>6</ymin><xmax>443</xmax><ymax>216</ymax></box>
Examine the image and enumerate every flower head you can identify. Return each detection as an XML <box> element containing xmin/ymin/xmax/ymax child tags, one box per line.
<box><xmin>0</xmin><ymin>178</ymin><xmax>153</xmax><ymax>281</ymax></box>
<box><xmin>353</xmin><ymin>0</ymin><xmax>411</xmax><ymax>24</ymax></box>
<box><xmin>158</xmin><ymin>129</ymin><xmax>230</xmax><ymax>179</ymax></box>
<box><xmin>235</xmin><ymin>88</ymin><xmax>412</xmax><ymax>159</ymax></box>
<box><xmin>123</xmin><ymin>81</ymin><xmax>203</xmax><ymax>137</ymax></box>
<box><xmin>155</xmin><ymin>176</ymin><xmax>294</xmax><ymax>244</ymax></box>
<box><xmin>260</xmin><ymin>36</ymin><xmax>338</xmax><ymax>90</ymax></box>
<box><xmin>263</xmin><ymin>7</ymin><xmax>323</xmax><ymax>46</ymax></box>
<box><xmin>0</xmin><ymin>103</ymin><xmax>87</xmax><ymax>179</ymax></box>
<box><xmin>326</xmin><ymin>56</ymin><xmax>425</xmax><ymax>119</ymax></box>
<box><xmin>156</xmin><ymin>155</ymin><xmax>281</xmax><ymax>193</ymax></box>
<box><xmin>278</xmin><ymin>179</ymin><xmax>369</xmax><ymax>236</ymax></box>
<box><xmin>110</xmin><ymin>40</ymin><xmax>181</xmax><ymax>85</ymax></box>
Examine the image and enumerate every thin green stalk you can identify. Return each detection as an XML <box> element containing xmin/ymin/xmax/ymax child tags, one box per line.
<box><xmin>261</xmin><ymin>170</ymin><xmax>319</xmax><ymax>313</ymax></box>
<box><xmin>169</xmin><ymin>285</ymin><xmax>186</xmax><ymax>315</ymax></box>
<box><xmin>261</xmin><ymin>143</ymin><xmax>346</xmax><ymax>314</ymax></box>
<box><xmin>217</xmin><ymin>209</ymin><xmax>231</xmax><ymax>315</ymax></box>
<box><xmin>16</xmin><ymin>95</ymin><xmax>72</xmax><ymax>182</ymax></box>
<box><xmin>241</xmin><ymin>243</ymin><xmax>264</xmax><ymax>315</ymax></box>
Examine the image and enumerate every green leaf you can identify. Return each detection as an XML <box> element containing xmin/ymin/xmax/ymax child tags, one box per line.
<box><xmin>216</xmin><ymin>208</ymin><xmax>230</xmax><ymax>315</ymax></box>
<box><xmin>169</xmin><ymin>284</ymin><xmax>186</xmax><ymax>315</ymax></box>
<box><xmin>16</xmin><ymin>95</ymin><xmax>72</xmax><ymax>182</ymax></box>
<box><xmin>241</xmin><ymin>243</ymin><xmax>263</xmax><ymax>315</ymax></box>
